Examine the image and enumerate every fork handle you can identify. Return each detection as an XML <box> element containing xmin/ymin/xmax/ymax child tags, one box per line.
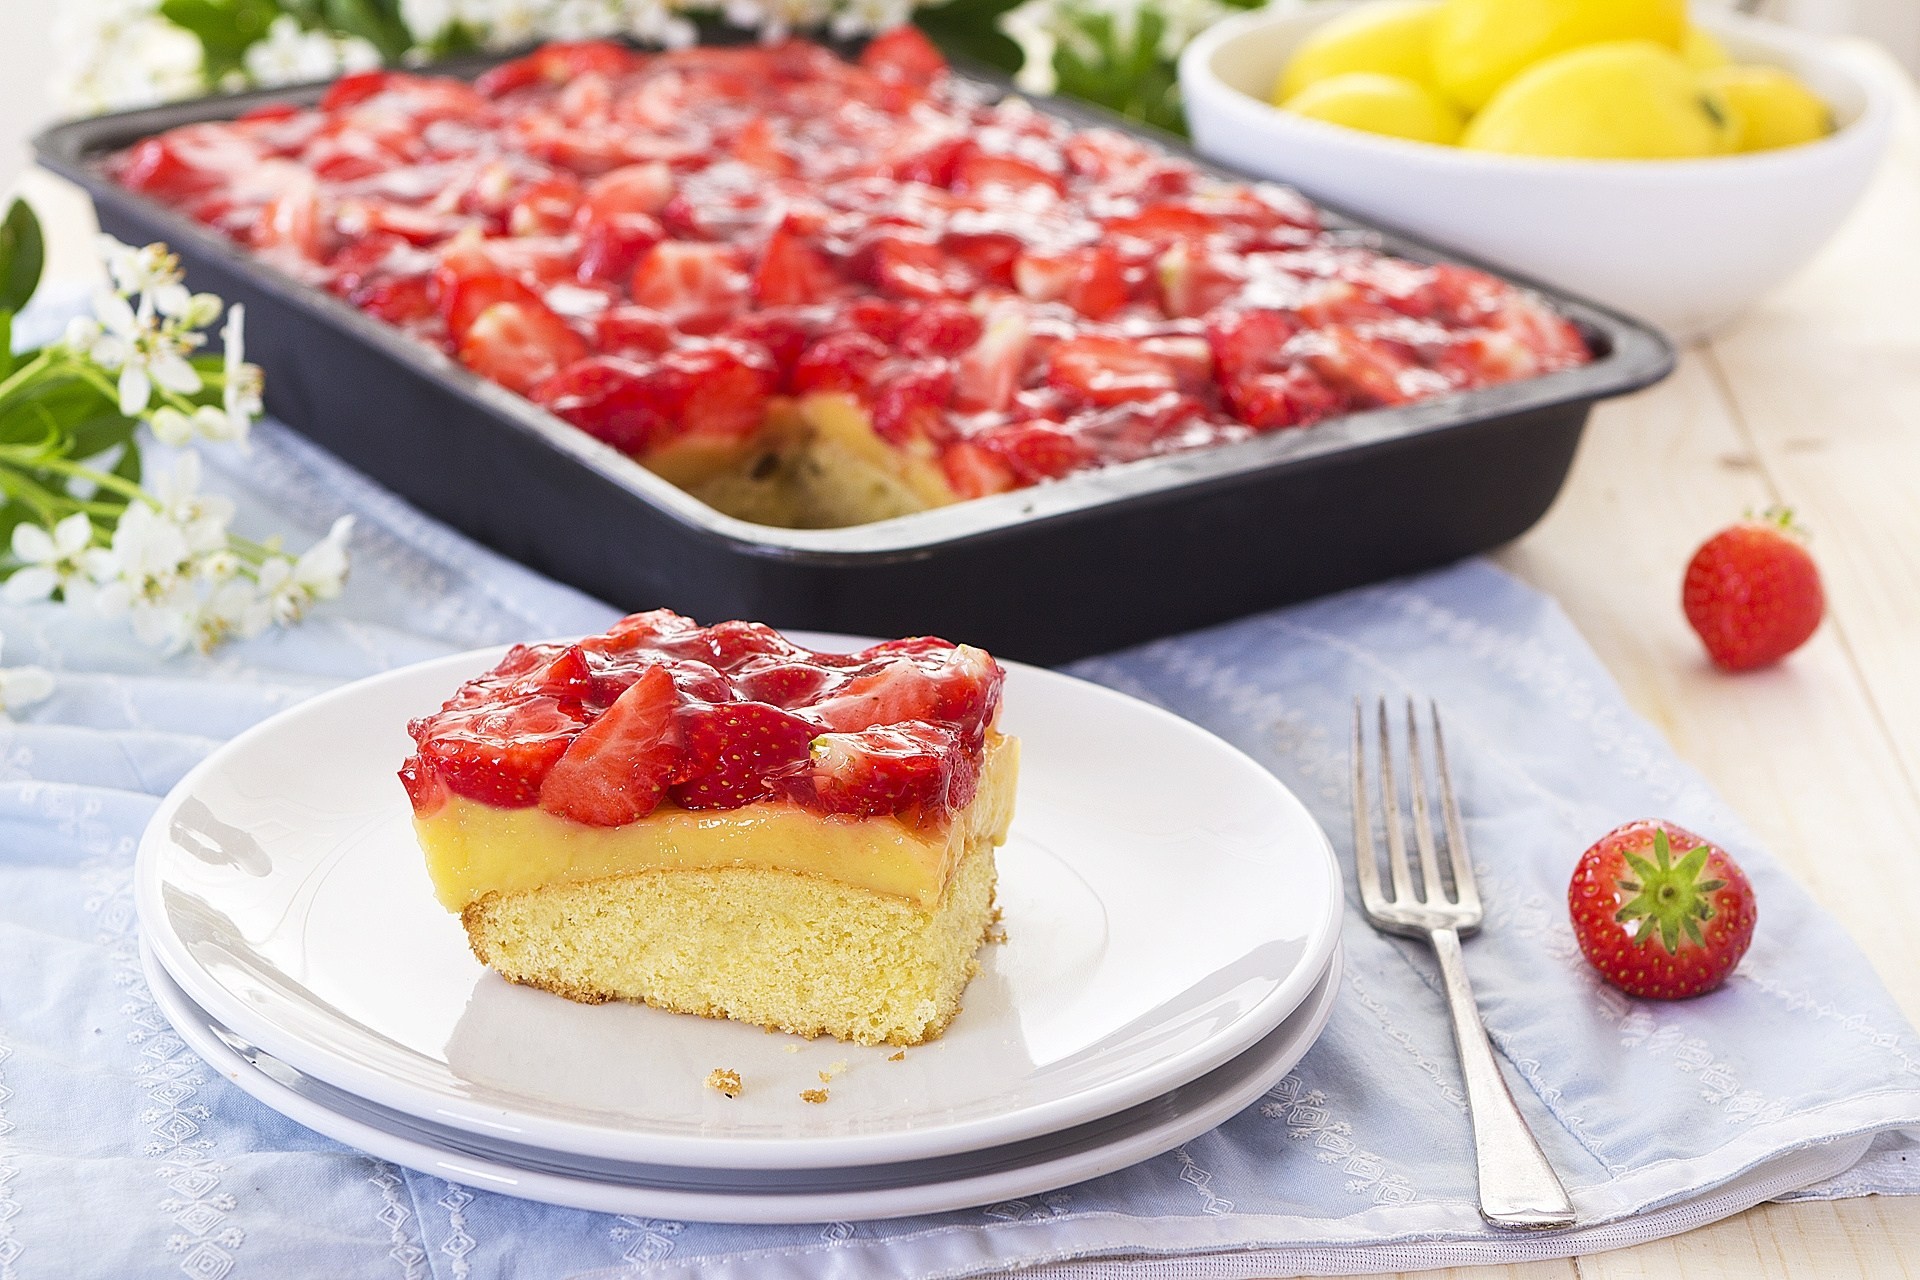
<box><xmin>1429</xmin><ymin>926</ymin><xmax>1577</xmax><ymax>1229</ymax></box>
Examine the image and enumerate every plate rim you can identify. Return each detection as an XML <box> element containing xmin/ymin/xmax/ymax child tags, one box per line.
<box><xmin>143</xmin><ymin>939</ymin><xmax>1344</xmax><ymax>1223</ymax></box>
<box><xmin>136</xmin><ymin>640</ymin><xmax>1345</xmax><ymax>1170</ymax></box>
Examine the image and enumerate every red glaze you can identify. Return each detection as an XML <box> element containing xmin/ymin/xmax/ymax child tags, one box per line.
<box><xmin>403</xmin><ymin>611</ymin><xmax>1005</xmax><ymax>826</ymax></box>
<box><xmin>115</xmin><ymin>37</ymin><xmax>1591</xmax><ymax>499</ymax></box>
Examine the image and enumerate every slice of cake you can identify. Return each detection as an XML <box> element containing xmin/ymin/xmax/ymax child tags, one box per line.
<box><xmin>398</xmin><ymin>611</ymin><xmax>1018</xmax><ymax>1045</ymax></box>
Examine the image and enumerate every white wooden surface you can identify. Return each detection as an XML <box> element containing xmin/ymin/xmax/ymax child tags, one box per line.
<box><xmin>7</xmin><ymin>29</ymin><xmax>1920</xmax><ymax>1280</ymax></box>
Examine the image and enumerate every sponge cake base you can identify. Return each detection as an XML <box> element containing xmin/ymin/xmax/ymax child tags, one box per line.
<box><xmin>459</xmin><ymin>830</ymin><xmax>1000</xmax><ymax>1046</ymax></box>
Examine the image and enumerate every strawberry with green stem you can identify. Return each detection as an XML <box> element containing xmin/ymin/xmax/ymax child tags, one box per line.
<box><xmin>1568</xmin><ymin>819</ymin><xmax>1757</xmax><ymax>1000</ymax></box>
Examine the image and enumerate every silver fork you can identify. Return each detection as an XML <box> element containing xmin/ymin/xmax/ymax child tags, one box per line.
<box><xmin>1351</xmin><ymin>698</ymin><xmax>1575</xmax><ymax>1230</ymax></box>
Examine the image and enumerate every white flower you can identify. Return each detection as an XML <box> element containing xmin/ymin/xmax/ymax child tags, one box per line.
<box><xmin>100</xmin><ymin>237</ymin><xmax>187</xmax><ymax>306</ymax></box>
<box><xmin>194</xmin><ymin>577</ymin><xmax>273</xmax><ymax>652</ymax></box>
<box><xmin>52</xmin><ymin>4</ymin><xmax>206</xmax><ymax>114</ymax></box>
<box><xmin>401</xmin><ymin>0</ymin><xmax>458</xmax><ymax>42</ymax></box>
<box><xmin>73</xmin><ymin>283</ymin><xmax>205</xmax><ymax>417</ymax></box>
<box><xmin>218</xmin><ymin>304</ymin><xmax>263</xmax><ymax>444</ymax></box>
<box><xmin>244</xmin><ymin>16</ymin><xmax>382</xmax><ymax>87</ymax></box>
<box><xmin>831</xmin><ymin>0</ymin><xmax>912</xmax><ymax>39</ymax></box>
<box><xmin>92</xmin><ymin>501</ymin><xmax>191</xmax><ymax>618</ymax></box>
<box><xmin>0</xmin><ymin>632</ymin><xmax>53</xmax><ymax>719</ymax></box>
<box><xmin>151</xmin><ymin>452</ymin><xmax>237</xmax><ymax>556</ymax></box>
<box><xmin>622</xmin><ymin>0</ymin><xmax>698</xmax><ymax>50</ymax></box>
<box><xmin>258</xmin><ymin>515</ymin><xmax>355</xmax><ymax>626</ymax></box>
<box><xmin>4</xmin><ymin>513</ymin><xmax>98</xmax><ymax>604</ymax></box>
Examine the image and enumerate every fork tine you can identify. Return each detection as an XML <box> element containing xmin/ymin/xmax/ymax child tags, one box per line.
<box><xmin>1430</xmin><ymin>701</ymin><xmax>1482</xmax><ymax>914</ymax></box>
<box><xmin>1404</xmin><ymin>698</ymin><xmax>1449</xmax><ymax>904</ymax></box>
<box><xmin>1376</xmin><ymin>698</ymin><xmax>1416</xmax><ymax>905</ymax></box>
<box><xmin>1350</xmin><ymin>699</ymin><xmax>1388</xmax><ymax>914</ymax></box>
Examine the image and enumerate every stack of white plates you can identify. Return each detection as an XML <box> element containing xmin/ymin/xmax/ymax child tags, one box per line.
<box><xmin>135</xmin><ymin>640</ymin><xmax>1345</xmax><ymax>1224</ymax></box>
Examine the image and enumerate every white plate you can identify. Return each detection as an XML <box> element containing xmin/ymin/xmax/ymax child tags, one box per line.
<box><xmin>145</xmin><ymin>941</ymin><xmax>1342</xmax><ymax>1223</ymax></box>
<box><xmin>136</xmin><ymin>638</ymin><xmax>1342</xmax><ymax>1170</ymax></box>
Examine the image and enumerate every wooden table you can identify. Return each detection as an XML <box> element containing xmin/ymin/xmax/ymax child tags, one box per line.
<box><xmin>13</xmin><ymin>38</ymin><xmax>1920</xmax><ymax>1277</ymax></box>
<box><xmin>1478</xmin><ymin>39</ymin><xmax>1920</xmax><ymax>1280</ymax></box>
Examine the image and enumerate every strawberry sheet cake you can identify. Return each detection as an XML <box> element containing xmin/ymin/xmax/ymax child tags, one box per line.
<box><xmin>113</xmin><ymin>29</ymin><xmax>1591</xmax><ymax>526</ymax></box>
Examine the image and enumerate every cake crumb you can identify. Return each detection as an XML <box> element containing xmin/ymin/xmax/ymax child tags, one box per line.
<box><xmin>887</xmin><ymin>1051</ymin><xmax>906</xmax><ymax>1062</ymax></box>
<box><xmin>783</xmin><ymin>1044</ymin><xmax>801</xmax><ymax>1054</ymax></box>
<box><xmin>705</xmin><ymin>1068</ymin><xmax>742</xmax><ymax>1098</ymax></box>
<box><xmin>800</xmin><ymin>1088</ymin><xmax>830</xmax><ymax>1104</ymax></box>
<box><xmin>985</xmin><ymin>905</ymin><xmax>1008</xmax><ymax>945</ymax></box>
<box><xmin>818</xmin><ymin>1059</ymin><xmax>849</xmax><ymax>1084</ymax></box>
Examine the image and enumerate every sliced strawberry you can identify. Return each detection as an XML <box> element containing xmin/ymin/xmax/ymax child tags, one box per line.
<box><xmin>477</xmin><ymin>41</ymin><xmax>638</xmax><ymax>97</ymax></box>
<box><xmin>458</xmin><ymin>298</ymin><xmax>588</xmax><ymax>394</ymax></box>
<box><xmin>115</xmin><ymin>126</ymin><xmax>260</xmax><ymax>200</ymax></box>
<box><xmin>942</xmin><ymin>441</ymin><xmax>1018</xmax><ymax>500</ymax></box>
<box><xmin>583</xmin><ymin>162</ymin><xmax>675</xmax><ymax>217</ymax></box>
<box><xmin>319</xmin><ymin>70</ymin><xmax>392</xmax><ymax>112</ymax></box>
<box><xmin>952</xmin><ymin>308</ymin><xmax>1031</xmax><ymax>414</ymax></box>
<box><xmin>536</xmin><ymin>665</ymin><xmax>682</xmax><ymax>826</ymax></box>
<box><xmin>593</xmin><ymin>305</ymin><xmax>675</xmax><ymax>358</ymax></box>
<box><xmin>1158</xmin><ymin>241</ymin><xmax>1244</xmax><ymax>318</ymax></box>
<box><xmin>897</xmin><ymin>301</ymin><xmax>982</xmax><ymax>357</ymax></box>
<box><xmin>439</xmin><ymin>268</ymin><xmax>542</xmax><ymax>338</ymax></box>
<box><xmin>975</xmin><ymin>420</ymin><xmax>1091</xmax><ymax>483</ymax></box>
<box><xmin>1304</xmin><ymin>325</ymin><xmax>1450</xmax><ymax>408</ymax></box>
<box><xmin>863</xmin><ymin>235</ymin><xmax>977</xmax><ymax>300</ymax></box>
<box><xmin>791</xmin><ymin>330</ymin><xmax>891</xmax><ymax>396</ymax></box>
<box><xmin>752</xmin><ymin>219</ymin><xmax>841</xmax><ymax>307</ymax></box>
<box><xmin>397</xmin><ymin>754</ymin><xmax>450</xmax><ymax>814</ymax></box>
<box><xmin>630</xmin><ymin>240</ymin><xmax>748</xmax><ymax>323</ymax></box>
<box><xmin>575</xmin><ymin>210</ymin><xmax>665</xmax><ymax>285</ymax></box>
<box><xmin>859</xmin><ymin>26</ymin><xmax>949</xmax><ymax>86</ymax></box>
<box><xmin>1047</xmin><ymin>336</ymin><xmax>1179</xmax><ymax>407</ymax></box>
<box><xmin>951</xmin><ymin>150</ymin><xmax>1063</xmax><ymax>198</ymax></box>
<box><xmin>534</xmin><ymin>356</ymin><xmax>663</xmax><ymax>453</ymax></box>
<box><xmin>509</xmin><ymin>175</ymin><xmax>585</xmax><ymax>237</ymax></box>
<box><xmin>734</xmin><ymin>657</ymin><xmax>843</xmax><ymax>708</ymax></box>
<box><xmin>723</xmin><ymin>310</ymin><xmax>818</xmax><ymax>380</ymax></box>
<box><xmin>1062</xmin><ymin>129</ymin><xmax>1156</xmax><ymax>182</ymax></box>
<box><xmin>1205</xmin><ymin>308</ymin><xmax>1302</xmax><ymax>380</ymax></box>
<box><xmin>254</xmin><ymin>177</ymin><xmax>325</xmax><ymax>261</ymax></box>
<box><xmin>672</xmin><ymin>342</ymin><xmax>778</xmax><ymax>441</ymax></box>
<box><xmin>699</xmin><ymin>619</ymin><xmax>802</xmax><ymax>669</ymax></box>
<box><xmin>409</xmin><ymin>694</ymin><xmax>588</xmax><ymax>808</ymax></box>
<box><xmin>1103</xmin><ymin>202</ymin><xmax>1225</xmax><ymax>248</ymax></box>
<box><xmin>811</xmin><ymin>643</ymin><xmax>1001</xmax><ymax>737</ymax></box>
<box><xmin>1020</xmin><ymin>244</ymin><xmax>1131</xmax><ymax>316</ymax></box>
<box><xmin>671</xmin><ymin>702</ymin><xmax>817</xmax><ymax>809</ymax></box>
<box><xmin>940</xmin><ymin>229</ymin><xmax>1024</xmax><ymax>289</ymax></box>
<box><xmin>358</xmin><ymin>275</ymin><xmax>438</xmax><ymax>328</ymax></box>
<box><xmin>804</xmin><ymin>723</ymin><xmax>968</xmax><ymax>819</ymax></box>
<box><xmin>843</xmin><ymin>298</ymin><xmax>909</xmax><ymax>345</ymax></box>
<box><xmin>1225</xmin><ymin>365</ymin><xmax>1347</xmax><ymax>431</ymax></box>
<box><xmin>870</xmin><ymin>363</ymin><xmax>955</xmax><ymax>445</ymax></box>
<box><xmin>731</xmin><ymin>116</ymin><xmax>796</xmax><ymax>175</ymax></box>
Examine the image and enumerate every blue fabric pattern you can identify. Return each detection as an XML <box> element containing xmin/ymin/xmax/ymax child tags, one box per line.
<box><xmin>1</xmin><ymin>313</ymin><xmax>1915</xmax><ymax>1277</ymax></box>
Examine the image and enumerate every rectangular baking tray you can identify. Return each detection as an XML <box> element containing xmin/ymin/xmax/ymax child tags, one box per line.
<box><xmin>35</xmin><ymin>53</ymin><xmax>1673</xmax><ymax>665</ymax></box>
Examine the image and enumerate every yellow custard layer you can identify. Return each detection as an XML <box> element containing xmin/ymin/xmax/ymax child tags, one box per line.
<box><xmin>417</xmin><ymin>732</ymin><xmax>1018</xmax><ymax>911</ymax></box>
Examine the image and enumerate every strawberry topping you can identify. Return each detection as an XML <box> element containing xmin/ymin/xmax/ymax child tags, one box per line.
<box><xmin>119</xmin><ymin>36</ymin><xmax>1591</xmax><ymax>505</ymax></box>
<box><xmin>402</xmin><ymin>612</ymin><xmax>1006</xmax><ymax>826</ymax></box>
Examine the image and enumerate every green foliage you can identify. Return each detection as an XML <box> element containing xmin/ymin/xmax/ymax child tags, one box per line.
<box><xmin>160</xmin><ymin>0</ymin><xmax>283</xmax><ymax>80</ymax></box>
<box><xmin>1050</xmin><ymin>6</ymin><xmax>1185</xmax><ymax>134</ymax></box>
<box><xmin>286</xmin><ymin>0</ymin><xmax>414</xmax><ymax>60</ymax></box>
<box><xmin>0</xmin><ymin>199</ymin><xmax>44</xmax><ymax>318</ymax></box>
<box><xmin>914</xmin><ymin>0</ymin><xmax>1026</xmax><ymax>75</ymax></box>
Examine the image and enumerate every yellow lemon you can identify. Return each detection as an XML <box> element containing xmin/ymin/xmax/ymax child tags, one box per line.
<box><xmin>1680</xmin><ymin>25</ymin><xmax>1732</xmax><ymax>71</ymax></box>
<box><xmin>1461</xmin><ymin>42</ymin><xmax>1736</xmax><ymax>159</ymax></box>
<box><xmin>1432</xmin><ymin>0</ymin><xmax>1687</xmax><ymax>112</ymax></box>
<box><xmin>1283</xmin><ymin>73</ymin><xmax>1466</xmax><ymax>145</ymax></box>
<box><xmin>1274</xmin><ymin>0</ymin><xmax>1446</xmax><ymax>103</ymax></box>
<box><xmin>1703</xmin><ymin>64</ymin><xmax>1834</xmax><ymax>151</ymax></box>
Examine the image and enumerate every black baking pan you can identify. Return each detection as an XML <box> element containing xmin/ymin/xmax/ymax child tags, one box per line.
<box><xmin>35</xmin><ymin>52</ymin><xmax>1673</xmax><ymax>665</ymax></box>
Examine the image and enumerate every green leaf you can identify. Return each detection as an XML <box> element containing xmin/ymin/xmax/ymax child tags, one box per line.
<box><xmin>0</xmin><ymin>199</ymin><xmax>45</xmax><ymax>316</ymax></box>
<box><xmin>0</xmin><ymin>312</ymin><xmax>13</xmax><ymax>382</ymax></box>
<box><xmin>160</xmin><ymin>0</ymin><xmax>282</xmax><ymax>81</ymax></box>
<box><xmin>323</xmin><ymin>0</ymin><xmax>412</xmax><ymax>61</ymax></box>
<box><xmin>915</xmin><ymin>0</ymin><xmax>1026</xmax><ymax>75</ymax></box>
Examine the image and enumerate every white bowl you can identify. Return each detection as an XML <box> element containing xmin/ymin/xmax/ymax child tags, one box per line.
<box><xmin>1178</xmin><ymin>4</ymin><xmax>1897</xmax><ymax>340</ymax></box>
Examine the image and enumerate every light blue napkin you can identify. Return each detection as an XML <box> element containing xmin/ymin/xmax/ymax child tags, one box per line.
<box><xmin>2</xmin><ymin>340</ymin><xmax>1917</xmax><ymax>1277</ymax></box>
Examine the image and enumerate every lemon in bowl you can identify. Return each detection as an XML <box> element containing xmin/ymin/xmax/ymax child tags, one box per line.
<box><xmin>1430</xmin><ymin>0</ymin><xmax>1686</xmax><ymax>111</ymax></box>
<box><xmin>1275</xmin><ymin>0</ymin><xmax>1446</xmax><ymax>100</ymax></box>
<box><xmin>1280</xmin><ymin>72</ymin><xmax>1465</xmax><ymax>145</ymax></box>
<box><xmin>1461</xmin><ymin>41</ymin><xmax>1738</xmax><ymax>158</ymax></box>
<box><xmin>1180</xmin><ymin>3</ymin><xmax>1895</xmax><ymax>339</ymax></box>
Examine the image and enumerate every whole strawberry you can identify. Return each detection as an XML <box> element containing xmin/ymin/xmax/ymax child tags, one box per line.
<box><xmin>1682</xmin><ymin>510</ymin><xmax>1824</xmax><ymax>671</ymax></box>
<box><xmin>1568</xmin><ymin>819</ymin><xmax>1757</xmax><ymax>999</ymax></box>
